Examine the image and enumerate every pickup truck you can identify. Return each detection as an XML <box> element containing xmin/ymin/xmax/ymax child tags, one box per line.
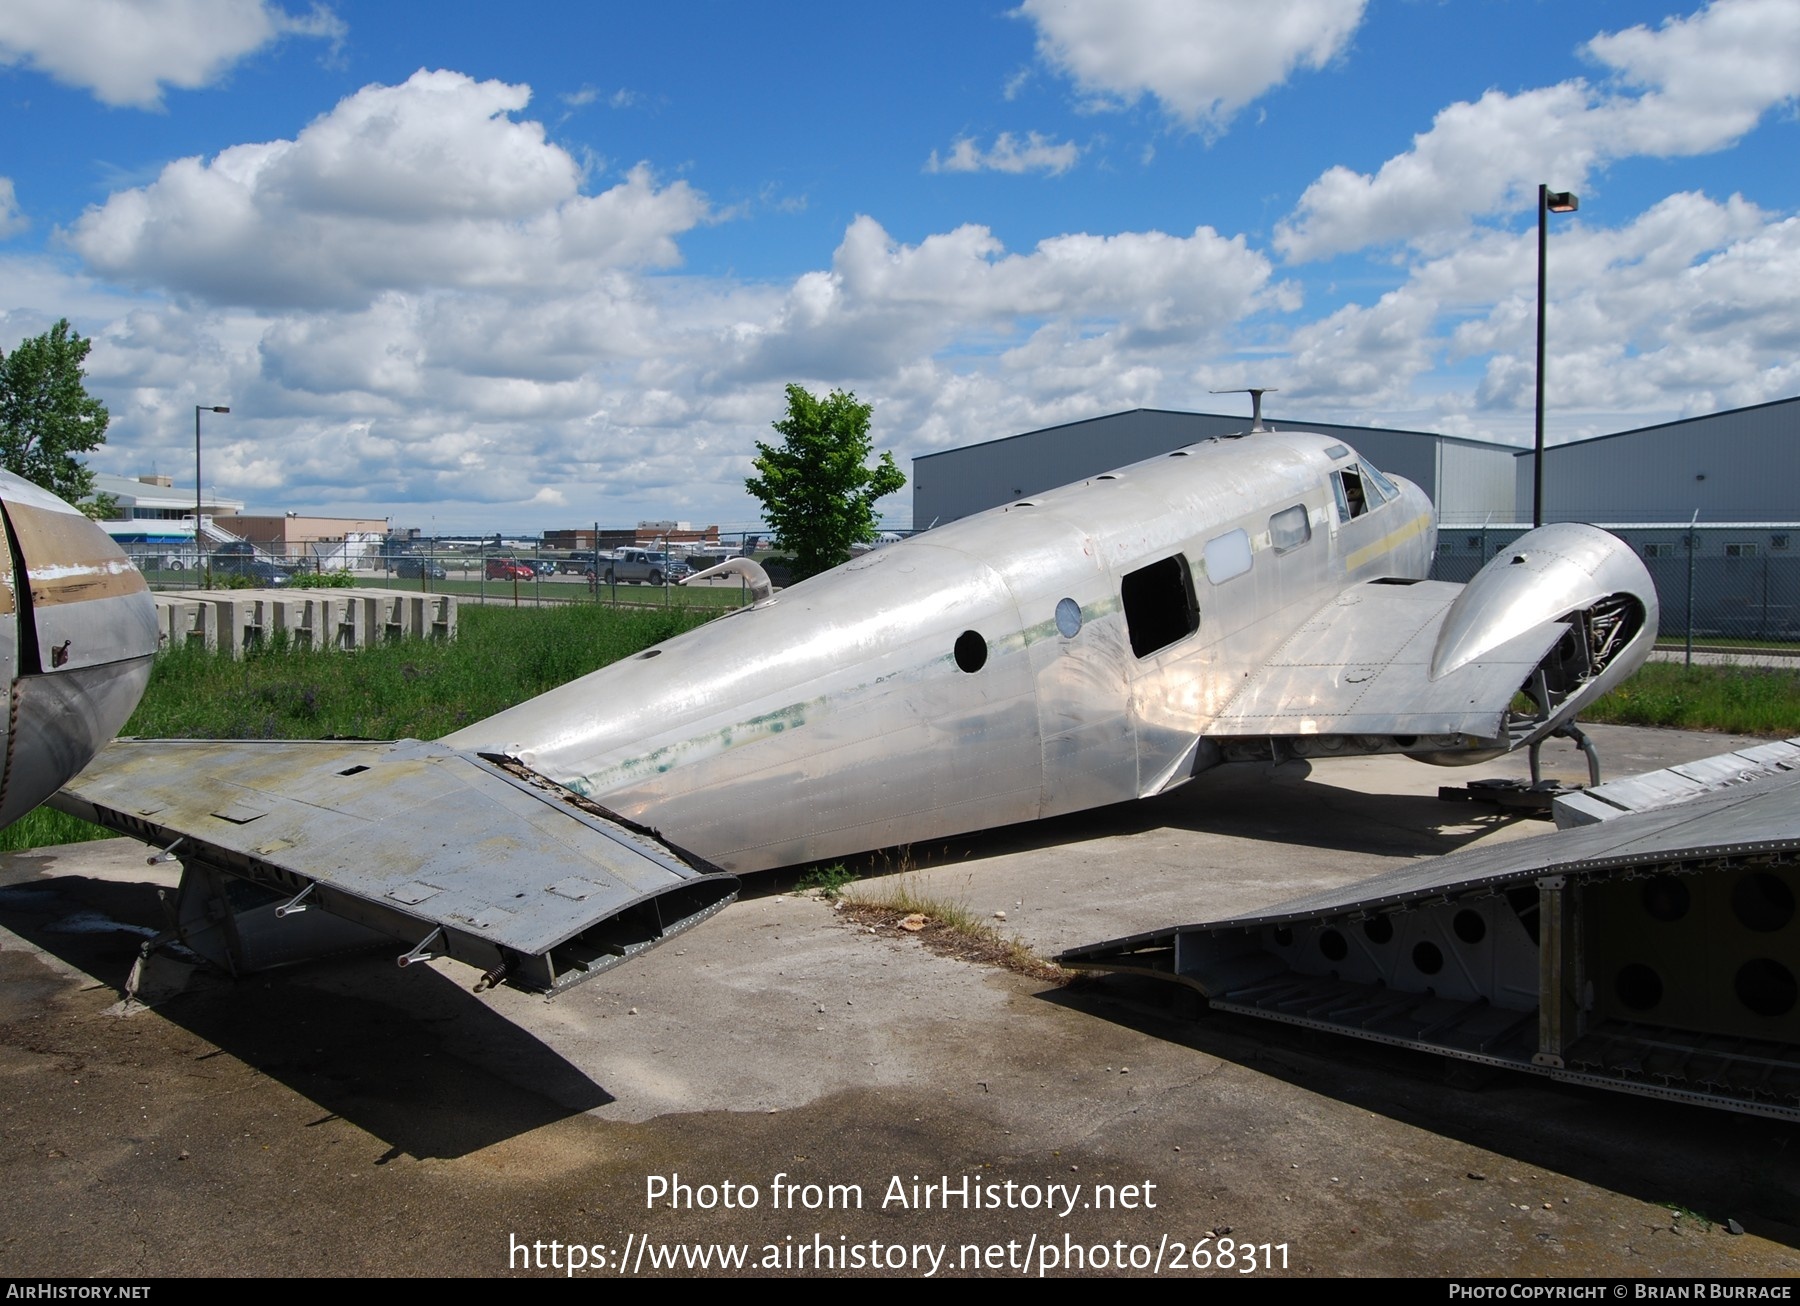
<box><xmin>601</xmin><ymin>548</ymin><xmax>690</xmax><ymax>586</ymax></box>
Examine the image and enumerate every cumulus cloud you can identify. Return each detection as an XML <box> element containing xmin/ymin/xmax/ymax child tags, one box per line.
<box><xmin>722</xmin><ymin>214</ymin><xmax>1283</xmax><ymax>384</ymax></box>
<box><xmin>926</xmin><ymin>131</ymin><xmax>1081</xmax><ymax>175</ymax></box>
<box><xmin>0</xmin><ymin>0</ymin><xmax>344</xmax><ymax>109</ymax></box>
<box><xmin>1020</xmin><ymin>0</ymin><xmax>1367</xmax><ymax>133</ymax></box>
<box><xmin>50</xmin><ymin>181</ymin><xmax>1800</xmax><ymax>528</ymax></box>
<box><xmin>0</xmin><ymin>179</ymin><xmax>25</xmax><ymax>238</ymax></box>
<box><xmin>37</xmin><ymin>191</ymin><xmax>1291</xmax><ymax>529</ymax></box>
<box><xmin>64</xmin><ymin>69</ymin><xmax>709</xmax><ymax>308</ymax></box>
<box><xmin>1276</xmin><ymin>0</ymin><xmax>1800</xmax><ymax>261</ymax></box>
<box><xmin>1265</xmin><ymin>192</ymin><xmax>1800</xmax><ymax>432</ymax></box>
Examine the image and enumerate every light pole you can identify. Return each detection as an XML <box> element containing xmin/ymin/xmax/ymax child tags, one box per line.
<box><xmin>1533</xmin><ymin>185</ymin><xmax>1578</xmax><ymax>528</ymax></box>
<box><xmin>196</xmin><ymin>405</ymin><xmax>229</xmax><ymax>584</ymax></box>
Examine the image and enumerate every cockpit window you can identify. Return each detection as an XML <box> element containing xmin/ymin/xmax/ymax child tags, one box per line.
<box><xmin>1364</xmin><ymin>462</ymin><xmax>1401</xmax><ymax>504</ymax></box>
<box><xmin>1333</xmin><ymin>467</ymin><xmax>1368</xmax><ymax>522</ymax></box>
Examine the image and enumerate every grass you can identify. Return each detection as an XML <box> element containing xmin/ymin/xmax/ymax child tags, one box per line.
<box><xmin>834</xmin><ymin>871</ymin><xmax>1066</xmax><ymax>983</ymax></box>
<box><xmin>123</xmin><ymin>602</ymin><xmax>711</xmax><ymax>741</ymax></box>
<box><xmin>1582</xmin><ymin>663</ymin><xmax>1800</xmax><ymax>737</ymax></box>
<box><xmin>0</xmin><ymin>806</ymin><xmax>121</xmax><ymax>855</ymax></box>
<box><xmin>794</xmin><ymin>863</ymin><xmax>861</xmax><ymax>899</ymax></box>
<box><xmin>3</xmin><ymin>604</ymin><xmax>714</xmax><ymax>852</ymax></box>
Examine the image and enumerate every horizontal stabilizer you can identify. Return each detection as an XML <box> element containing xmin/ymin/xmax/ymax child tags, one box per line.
<box><xmin>54</xmin><ymin>738</ymin><xmax>738</xmax><ymax>994</ymax></box>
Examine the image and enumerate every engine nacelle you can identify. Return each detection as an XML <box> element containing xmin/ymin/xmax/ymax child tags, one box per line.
<box><xmin>0</xmin><ymin>471</ymin><xmax>160</xmax><ymax>827</ymax></box>
<box><xmin>1413</xmin><ymin>522</ymin><xmax>1658</xmax><ymax>767</ymax></box>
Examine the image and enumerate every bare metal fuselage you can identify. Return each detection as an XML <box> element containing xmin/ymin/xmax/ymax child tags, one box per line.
<box><xmin>449</xmin><ymin>432</ymin><xmax>1443</xmax><ymax>872</ymax></box>
<box><xmin>0</xmin><ymin>471</ymin><xmax>158</xmax><ymax>828</ymax></box>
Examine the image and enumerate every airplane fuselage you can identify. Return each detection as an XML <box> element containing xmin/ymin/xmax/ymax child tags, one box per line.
<box><xmin>0</xmin><ymin>471</ymin><xmax>159</xmax><ymax>827</ymax></box>
<box><xmin>450</xmin><ymin>431</ymin><xmax>1437</xmax><ymax>872</ymax></box>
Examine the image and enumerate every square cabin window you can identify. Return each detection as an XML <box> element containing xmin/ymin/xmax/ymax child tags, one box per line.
<box><xmin>1120</xmin><ymin>554</ymin><xmax>1200</xmax><ymax>658</ymax></box>
<box><xmin>1270</xmin><ymin>505</ymin><xmax>1311</xmax><ymax>554</ymax></box>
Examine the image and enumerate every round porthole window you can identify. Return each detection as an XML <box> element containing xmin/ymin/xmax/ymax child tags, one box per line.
<box><xmin>1055</xmin><ymin>597</ymin><xmax>1082</xmax><ymax>639</ymax></box>
<box><xmin>954</xmin><ymin>630</ymin><xmax>987</xmax><ymax>673</ymax></box>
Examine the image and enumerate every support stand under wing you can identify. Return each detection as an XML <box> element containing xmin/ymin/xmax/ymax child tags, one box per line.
<box><xmin>54</xmin><ymin>739</ymin><xmax>738</xmax><ymax>995</ymax></box>
<box><xmin>1060</xmin><ymin>739</ymin><xmax>1800</xmax><ymax>1121</ymax></box>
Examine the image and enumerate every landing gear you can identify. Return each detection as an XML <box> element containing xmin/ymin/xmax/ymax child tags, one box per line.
<box><xmin>1440</xmin><ymin>721</ymin><xmax>1604</xmax><ymax>815</ymax></box>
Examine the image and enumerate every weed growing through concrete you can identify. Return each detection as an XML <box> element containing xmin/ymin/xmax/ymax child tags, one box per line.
<box><xmin>835</xmin><ymin>871</ymin><xmax>1066</xmax><ymax>983</ymax></box>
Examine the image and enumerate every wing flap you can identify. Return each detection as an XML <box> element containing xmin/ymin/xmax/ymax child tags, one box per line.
<box><xmin>1206</xmin><ymin>579</ymin><xmax>1564</xmax><ymax>740</ymax></box>
<box><xmin>54</xmin><ymin>738</ymin><xmax>738</xmax><ymax>993</ymax></box>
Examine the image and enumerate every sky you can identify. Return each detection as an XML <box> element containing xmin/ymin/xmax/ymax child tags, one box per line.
<box><xmin>2</xmin><ymin>0</ymin><xmax>1797</xmax><ymax>533</ymax></box>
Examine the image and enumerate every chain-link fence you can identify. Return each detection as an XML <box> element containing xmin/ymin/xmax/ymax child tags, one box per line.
<box><xmin>124</xmin><ymin>531</ymin><xmax>815</xmax><ymax>613</ymax></box>
<box><xmin>1434</xmin><ymin>522</ymin><xmax>1800</xmax><ymax>662</ymax></box>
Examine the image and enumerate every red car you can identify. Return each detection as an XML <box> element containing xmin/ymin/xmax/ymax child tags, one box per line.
<box><xmin>485</xmin><ymin>557</ymin><xmax>536</xmax><ymax>581</ymax></box>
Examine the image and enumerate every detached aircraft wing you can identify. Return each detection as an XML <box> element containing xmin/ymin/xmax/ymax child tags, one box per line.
<box><xmin>54</xmin><ymin>737</ymin><xmax>737</xmax><ymax>995</ymax></box>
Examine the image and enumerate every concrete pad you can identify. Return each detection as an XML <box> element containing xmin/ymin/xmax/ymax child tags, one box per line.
<box><xmin>1</xmin><ymin>725</ymin><xmax>1796</xmax><ymax>1277</ymax></box>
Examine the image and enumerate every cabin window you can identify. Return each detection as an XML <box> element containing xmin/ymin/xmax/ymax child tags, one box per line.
<box><xmin>1203</xmin><ymin>528</ymin><xmax>1253</xmax><ymax>583</ymax></box>
<box><xmin>1120</xmin><ymin>555</ymin><xmax>1199</xmax><ymax>658</ymax></box>
<box><xmin>953</xmin><ymin>630</ymin><xmax>988</xmax><ymax>673</ymax></box>
<box><xmin>1055</xmin><ymin>597</ymin><xmax>1083</xmax><ymax>639</ymax></box>
<box><xmin>1269</xmin><ymin>505</ymin><xmax>1311</xmax><ymax>554</ymax></box>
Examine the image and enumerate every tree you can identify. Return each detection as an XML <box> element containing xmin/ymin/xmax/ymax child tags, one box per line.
<box><xmin>746</xmin><ymin>384</ymin><xmax>905</xmax><ymax>582</ymax></box>
<box><xmin>0</xmin><ymin>319</ymin><xmax>110</xmax><ymax>504</ymax></box>
<box><xmin>79</xmin><ymin>491</ymin><xmax>121</xmax><ymax>521</ymax></box>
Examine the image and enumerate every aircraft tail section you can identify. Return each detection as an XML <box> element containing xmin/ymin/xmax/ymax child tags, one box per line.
<box><xmin>54</xmin><ymin>738</ymin><xmax>738</xmax><ymax>994</ymax></box>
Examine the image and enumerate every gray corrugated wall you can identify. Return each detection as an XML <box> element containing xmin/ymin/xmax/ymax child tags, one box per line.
<box><xmin>911</xmin><ymin>408</ymin><xmax>1515</xmax><ymax>527</ymax></box>
<box><xmin>1515</xmin><ymin>396</ymin><xmax>1800</xmax><ymax>525</ymax></box>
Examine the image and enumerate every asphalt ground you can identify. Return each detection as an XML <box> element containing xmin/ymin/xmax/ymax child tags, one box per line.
<box><xmin>1</xmin><ymin>724</ymin><xmax>1796</xmax><ymax>1279</ymax></box>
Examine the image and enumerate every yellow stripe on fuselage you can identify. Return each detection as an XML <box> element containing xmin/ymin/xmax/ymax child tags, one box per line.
<box><xmin>1344</xmin><ymin>511</ymin><xmax>1431</xmax><ymax>572</ymax></box>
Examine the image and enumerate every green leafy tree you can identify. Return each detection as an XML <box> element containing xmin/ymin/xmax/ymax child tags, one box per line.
<box><xmin>79</xmin><ymin>491</ymin><xmax>121</xmax><ymax>521</ymax></box>
<box><xmin>746</xmin><ymin>384</ymin><xmax>905</xmax><ymax>582</ymax></box>
<box><xmin>0</xmin><ymin>319</ymin><xmax>110</xmax><ymax>503</ymax></box>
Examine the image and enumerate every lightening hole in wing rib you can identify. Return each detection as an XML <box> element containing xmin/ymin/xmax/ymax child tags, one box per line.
<box><xmin>1735</xmin><ymin>959</ymin><xmax>1797</xmax><ymax>1018</ymax></box>
<box><xmin>1731</xmin><ymin>873</ymin><xmax>1794</xmax><ymax>933</ymax></box>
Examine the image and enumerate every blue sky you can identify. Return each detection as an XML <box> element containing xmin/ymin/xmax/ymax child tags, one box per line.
<box><xmin>2</xmin><ymin>0</ymin><xmax>1797</xmax><ymax>532</ymax></box>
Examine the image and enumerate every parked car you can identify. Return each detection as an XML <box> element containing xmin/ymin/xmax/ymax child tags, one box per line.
<box><xmin>601</xmin><ymin>548</ymin><xmax>691</xmax><ymax>586</ymax></box>
<box><xmin>209</xmin><ymin>555</ymin><xmax>290</xmax><ymax>587</ymax></box>
<box><xmin>396</xmin><ymin>556</ymin><xmax>447</xmax><ymax>580</ymax></box>
<box><xmin>485</xmin><ymin>557</ymin><xmax>536</xmax><ymax>581</ymax></box>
